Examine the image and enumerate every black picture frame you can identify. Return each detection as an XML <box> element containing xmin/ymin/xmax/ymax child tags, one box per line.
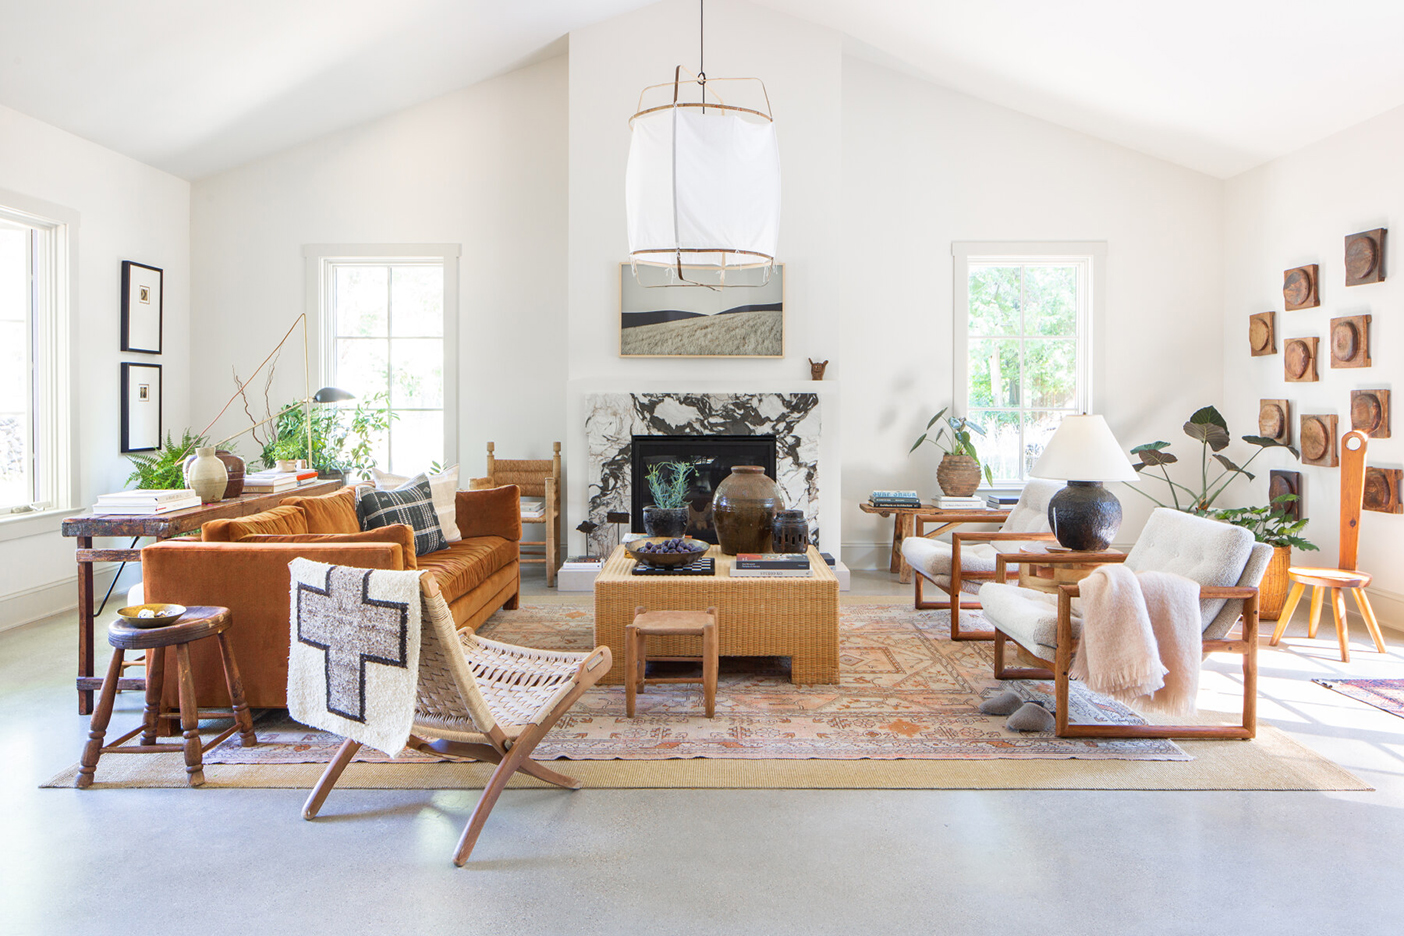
<box><xmin>121</xmin><ymin>260</ymin><xmax>163</xmax><ymax>354</ymax></box>
<box><xmin>120</xmin><ymin>362</ymin><xmax>162</xmax><ymax>453</ymax></box>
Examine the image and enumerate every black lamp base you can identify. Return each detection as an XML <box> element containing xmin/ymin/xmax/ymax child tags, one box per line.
<box><xmin>1047</xmin><ymin>481</ymin><xmax>1122</xmax><ymax>551</ymax></box>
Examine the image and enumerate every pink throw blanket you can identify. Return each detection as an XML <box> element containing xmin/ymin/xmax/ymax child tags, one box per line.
<box><xmin>1069</xmin><ymin>564</ymin><xmax>1203</xmax><ymax>715</ymax></box>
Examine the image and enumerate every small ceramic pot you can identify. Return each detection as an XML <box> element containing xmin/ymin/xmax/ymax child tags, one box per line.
<box><xmin>185</xmin><ymin>447</ymin><xmax>229</xmax><ymax>503</ymax></box>
<box><xmin>643</xmin><ymin>505</ymin><xmax>688</xmax><ymax>538</ymax></box>
<box><xmin>772</xmin><ymin>509</ymin><xmax>809</xmax><ymax>554</ymax></box>
<box><xmin>712</xmin><ymin>466</ymin><xmax>784</xmax><ymax>555</ymax></box>
<box><xmin>184</xmin><ymin>449</ymin><xmax>245</xmax><ymax>498</ymax></box>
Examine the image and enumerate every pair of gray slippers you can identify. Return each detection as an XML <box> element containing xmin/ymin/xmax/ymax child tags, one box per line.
<box><xmin>979</xmin><ymin>691</ymin><xmax>1055</xmax><ymax>732</ymax></box>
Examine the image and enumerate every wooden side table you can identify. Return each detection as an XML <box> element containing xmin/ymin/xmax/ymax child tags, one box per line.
<box><xmin>859</xmin><ymin>502</ymin><xmax>1009</xmax><ymax>583</ymax></box>
<box><xmin>1014</xmin><ymin>547</ymin><xmax>1124</xmax><ymax>595</ymax></box>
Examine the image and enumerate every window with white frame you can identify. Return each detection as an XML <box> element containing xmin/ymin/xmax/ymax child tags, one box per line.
<box><xmin>954</xmin><ymin>243</ymin><xmax>1100</xmax><ymax>485</ymax></box>
<box><xmin>311</xmin><ymin>246</ymin><xmax>459</xmax><ymax>476</ymax></box>
<box><xmin>0</xmin><ymin>198</ymin><xmax>71</xmax><ymax>515</ymax></box>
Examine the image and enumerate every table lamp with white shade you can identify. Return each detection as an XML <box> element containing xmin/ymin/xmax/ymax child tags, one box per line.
<box><xmin>1030</xmin><ymin>414</ymin><xmax>1140</xmax><ymax>551</ymax></box>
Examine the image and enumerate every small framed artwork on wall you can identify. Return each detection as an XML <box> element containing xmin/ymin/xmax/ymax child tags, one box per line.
<box><xmin>619</xmin><ymin>262</ymin><xmax>784</xmax><ymax>358</ymax></box>
<box><xmin>121</xmin><ymin>260</ymin><xmax>163</xmax><ymax>354</ymax></box>
<box><xmin>121</xmin><ymin>362</ymin><xmax>162</xmax><ymax>452</ymax></box>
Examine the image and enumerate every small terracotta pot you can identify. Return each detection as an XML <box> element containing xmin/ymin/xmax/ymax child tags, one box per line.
<box><xmin>712</xmin><ymin>466</ymin><xmax>784</xmax><ymax>555</ymax></box>
<box><xmin>1258</xmin><ymin>545</ymin><xmax>1291</xmax><ymax>620</ymax></box>
<box><xmin>937</xmin><ymin>454</ymin><xmax>982</xmax><ymax>497</ymax></box>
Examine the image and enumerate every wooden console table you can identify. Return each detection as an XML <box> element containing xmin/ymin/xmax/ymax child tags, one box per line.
<box><xmin>859</xmin><ymin>502</ymin><xmax>1010</xmax><ymax>584</ymax></box>
<box><xmin>60</xmin><ymin>480</ymin><xmax>342</xmax><ymax>714</ymax></box>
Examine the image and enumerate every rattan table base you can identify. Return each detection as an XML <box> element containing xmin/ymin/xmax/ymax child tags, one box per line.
<box><xmin>593</xmin><ymin>545</ymin><xmax>839</xmax><ymax>685</ymax></box>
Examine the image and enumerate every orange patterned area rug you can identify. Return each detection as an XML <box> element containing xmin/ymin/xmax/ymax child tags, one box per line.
<box><xmin>208</xmin><ymin>604</ymin><xmax>1188</xmax><ymax>764</ymax></box>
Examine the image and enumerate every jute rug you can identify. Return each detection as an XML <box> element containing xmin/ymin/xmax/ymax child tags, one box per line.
<box><xmin>42</xmin><ymin>605</ymin><xmax>1368</xmax><ymax>791</ymax></box>
<box><xmin>1314</xmin><ymin>678</ymin><xmax>1404</xmax><ymax>719</ymax></box>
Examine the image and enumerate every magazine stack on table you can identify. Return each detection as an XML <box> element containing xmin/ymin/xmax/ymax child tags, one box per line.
<box><xmin>730</xmin><ymin>553</ymin><xmax>813</xmax><ymax>578</ymax></box>
<box><xmin>93</xmin><ymin>489</ymin><xmax>201</xmax><ymax>515</ymax></box>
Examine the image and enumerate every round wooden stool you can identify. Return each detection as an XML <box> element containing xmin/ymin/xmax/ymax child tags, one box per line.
<box><xmin>76</xmin><ymin>606</ymin><xmax>257</xmax><ymax>789</ymax></box>
<box><xmin>625</xmin><ymin>606</ymin><xmax>718</xmax><ymax>718</ymax></box>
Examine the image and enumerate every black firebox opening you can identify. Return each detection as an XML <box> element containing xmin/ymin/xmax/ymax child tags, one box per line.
<box><xmin>630</xmin><ymin>434</ymin><xmax>778</xmax><ymax>544</ymax></box>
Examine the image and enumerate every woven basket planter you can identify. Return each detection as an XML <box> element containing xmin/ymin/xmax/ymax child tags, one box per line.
<box><xmin>936</xmin><ymin>454</ymin><xmax>982</xmax><ymax>497</ymax></box>
<box><xmin>1258</xmin><ymin>545</ymin><xmax>1291</xmax><ymax>620</ymax></box>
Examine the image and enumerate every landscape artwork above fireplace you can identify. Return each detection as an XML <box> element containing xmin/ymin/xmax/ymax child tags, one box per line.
<box><xmin>585</xmin><ymin>392</ymin><xmax>819</xmax><ymax>556</ymax></box>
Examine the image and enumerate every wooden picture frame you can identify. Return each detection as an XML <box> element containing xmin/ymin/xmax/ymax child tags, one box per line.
<box><xmin>1300</xmin><ymin>414</ymin><xmax>1338</xmax><ymax>467</ymax></box>
<box><xmin>1248</xmin><ymin>311</ymin><xmax>1276</xmax><ymax>356</ymax></box>
<box><xmin>1363</xmin><ymin>467</ymin><xmax>1402</xmax><ymax>514</ymax></box>
<box><xmin>619</xmin><ymin>263</ymin><xmax>784</xmax><ymax>358</ymax></box>
<box><xmin>1283</xmin><ymin>264</ymin><xmax>1319</xmax><ymax>311</ymax></box>
<box><xmin>120</xmin><ymin>362</ymin><xmax>162</xmax><ymax>453</ymax></box>
<box><xmin>1269</xmin><ymin>469</ymin><xmax>1302</xmax><ymax>521</ymax></box>
<box><xmin>1350</xmin><ymin>390</ymin><xmax>1390</xmax><ymax>438</ymax></box>
<box><xmin>1284</xmin><ymin>337</ymin><xmax>1318</xmax><ymax>382</ymax></box>
<box><xmin>1345</xmin><ymin>228</ymin><xmax>1386</xmax><ymax>286</ymax></box>
<box><xmin>1258</xmin><ymin>399</ymin><xmax>1291</xmax><ymax>444</ymax></box>
<box><xmin>121</xmin><ymin>260</ymin><xmax>164</xmax><ymax>354</ymax></box>
<box><xmin>1329</xmin><ymin>314</ymin><xmax>1371</xmax><ymax>368</ymax></box>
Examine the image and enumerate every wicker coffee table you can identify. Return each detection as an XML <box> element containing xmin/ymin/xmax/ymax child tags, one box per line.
<box><xmin>593</xmin><ymin>545</ymin><xmax>839</xmax><ymax>685</ymax></box>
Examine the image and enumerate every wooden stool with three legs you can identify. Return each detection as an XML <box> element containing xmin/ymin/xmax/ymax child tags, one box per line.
<box><xmin>625</xmin><ymin>606</ymin><xmax>718</xmax><ymax>718</ymax></box>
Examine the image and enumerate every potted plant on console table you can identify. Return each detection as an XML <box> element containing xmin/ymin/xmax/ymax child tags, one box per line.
<box><xmin>910</xmin><ymin>407</ymin><xmax>994</xmax><ymax>497</ymax></box>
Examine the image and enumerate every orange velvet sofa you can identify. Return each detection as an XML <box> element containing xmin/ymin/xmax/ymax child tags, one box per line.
<box><xmin>140</xmin><ymin>484</ymin><xmax>522</xmax><ymax>710</ymax></box>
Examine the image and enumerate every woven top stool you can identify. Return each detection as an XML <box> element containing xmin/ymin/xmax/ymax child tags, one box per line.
<box><xmin>625</xmin><ymin>606</ymin><xmax>718</xmax><ymax>718</ymax></box>
<box><xmin>76</xmin><ymin>606</ymin><xmax>257</xmax><ymax>789</ymax></box>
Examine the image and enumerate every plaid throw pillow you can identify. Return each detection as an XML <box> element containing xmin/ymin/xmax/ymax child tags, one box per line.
<box><xmin>357</xmin><ymin>477</ymin><xmax>447</xmax><ymax>556</ymax></box>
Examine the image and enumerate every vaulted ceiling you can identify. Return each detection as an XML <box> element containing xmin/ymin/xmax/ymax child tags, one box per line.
<box><xmin>4</xmin><ymin>0</ymin><xmax>1404</xmax><ymax>180</ymax></box>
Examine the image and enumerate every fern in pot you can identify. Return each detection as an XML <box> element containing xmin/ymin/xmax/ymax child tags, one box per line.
<box><xmin>642</xmin><ymin>461</ymin><xmax>695</xmax><ymax>538</ymax></box>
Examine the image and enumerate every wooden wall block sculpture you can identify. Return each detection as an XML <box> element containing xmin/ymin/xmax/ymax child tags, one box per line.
<box><xmin>1300</xmin><ymin>414</ymin><xmax>1339</xmax><ymax>467</ymax></box>
<box><xmin>1284</xmin><ymin>337</ymin><xmax>1318</xmax><ymax>382</ymax></box>
<box><xmin>1329</xmin><ymin>314</ymin><xmax>1371</xmax><ymax>368</ymax></box>
<box><xmin>1259</xmin><ymin>399</ymin><xmax>1291</xmax><ymax>443</ymax></box>
<box><xmin>1249</xmin><ymin>311</ymin><xmax>1276</xmax><ymax>356</ymax></box>
<box><xmin>1363</xmin><ymin>467</ymin><xmax>1403</xmax><ymax>513</ymax></box>
<box><xmin>1350</xmin><ymin>389</ymin><xmax>1391</xmax><ymax>438</ymax></box>
<box><xmin>1269</xmin><ymin>469</ymin><xmax>1302</xmax><ymax>521</ymax></box>
<box><xmin>1283</xmin><ymin>264</ymin><xmax>1319</xmax><ymax>310</ymax></box>
<box><xmin>1345</xmin><ymin>228</ymin><xmax>1387</xmax><ymax>286</ymax></box>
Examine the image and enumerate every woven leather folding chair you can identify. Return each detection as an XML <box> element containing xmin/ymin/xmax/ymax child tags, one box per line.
<box><xmin>472</xmin><ymin>442</ymin><xmax>562</xmax><ymax>586</ymax></box>
<box><xmin>302</xmin><ymin>573</ymin><xmax>611</xmax><ymax>866</ymax></box>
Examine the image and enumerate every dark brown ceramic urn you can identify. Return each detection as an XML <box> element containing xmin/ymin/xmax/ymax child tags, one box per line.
<box><xmin>712</xmin><ymin>465</ymin><xmax>784</xmax><ymax>555</ymax></box>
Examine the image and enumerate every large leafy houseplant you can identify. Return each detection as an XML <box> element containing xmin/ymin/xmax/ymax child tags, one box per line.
<box><xmin>910</xmin><ymin>407</ymin><xmax>995</xmax><ymax>488</ymax></box>
<box><xmin>1211</xmin><ymin>496</ymin><xmax>1318</xmax><ymax>552</ymax></box>
<box><xmin>259</xmin><ymin>393</ymin><xmax>395</xmax><ymax>477</ymax></box>
<box><xmin>124</xmin><ymin>429</ymin><xmax>207</xmax><ymax>490</ymax></box>
<box><xmin>1127</xmin><ymin>406</ymin><xmax>1298</xmax><ymax>515</ymax></box>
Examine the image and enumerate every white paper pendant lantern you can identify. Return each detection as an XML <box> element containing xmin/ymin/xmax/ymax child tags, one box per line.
<box><xmin>627</xmin><ymin>67</ymin><xmax>780</xmax><ymax>288</ymax></box>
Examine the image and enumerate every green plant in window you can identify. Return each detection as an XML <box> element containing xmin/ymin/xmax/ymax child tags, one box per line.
<box><xmin>910</xmin><ymin>407</ymin><xmax>995</xmax><ymax>485</ymax></box>
<box><xmin>258</xmin><ymin>393</ymin><xmax>396</xmax><ymax>477</ymax></box>
<box><xmin>124</xmin><ymin>429</ymin><xmax>207</xmax><ymax>490</ymax></box>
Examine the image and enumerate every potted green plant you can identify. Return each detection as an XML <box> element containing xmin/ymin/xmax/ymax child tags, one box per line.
<box><xmin>124</xmin><ymin>429</ymin><xmax>208</xmax><ymax>490</ymax></box>
<box><xmin>910</xmin><ymin>407</ymin><xmax>994</xmax><ymax>497</ymax></box>
<box><xmin>642</xmin><ymin>461</ymin><xmax>695</xmax><ymax>537</ymax></box>
<box><xmin>1211</xmin><ymin>495</ymin><xmax>1318</xmax><ymax>620</ymax></box>
<box><xmin>259</xmin><ymin>392</ymin><xmax>395</xmax><ymax>481</ymax></box>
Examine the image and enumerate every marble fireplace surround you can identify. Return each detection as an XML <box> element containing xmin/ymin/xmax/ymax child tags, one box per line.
<box><xmin>582</xmin><ymin>392</ymin><xmax>822</xmax><ymax>557</ymax></box>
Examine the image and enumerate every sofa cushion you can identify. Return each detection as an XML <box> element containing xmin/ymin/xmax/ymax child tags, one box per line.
<box><xmin>455</xmin><ymin>485</ymin><xmax>522</xmax><ymax>542</ymax></box>
<box><xmin>375</xmin><ymin>465</ymin><xmax>461</xmax><ymax>543</ymax></box>
<box><xmin>203</xmin><ymin>505</ymin><xmax>308</xmax><ymax>542</ymax></box>
<box><xmin>280</xmin><ymin>486</ymin><xmax>359</xmax><ymax>534</ymax></box>
<box><xmin>358</xmin><ymin>478</ymin><xmax>447</xmax><ymax>556</ymax></box>
<box><xmin>417</xmin><ymin>536</ymin><xmax>517</xmax><ymax>599</ymax></box>
<box><xmin>1125</xmin><ymin>508</ymin><xmax>1254</xmax><ymax>631</ymax></box>
<box><xmin>235</xmin><ymin>525</ymin><xmax>418</xmax><ymax>568</ymax></box>
<box><xmin>1002</xmin><ymin>479</ymin><xmax>1061</xmax><ymax>534</ymax></box>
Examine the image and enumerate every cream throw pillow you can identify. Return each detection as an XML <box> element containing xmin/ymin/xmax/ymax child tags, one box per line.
<box><xmin>374</xmin><ymin>464</ymin><xmax>461</xmax><ymax>543</ymax></box>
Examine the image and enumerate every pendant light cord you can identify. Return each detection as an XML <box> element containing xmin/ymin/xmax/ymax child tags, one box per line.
<box><xmin>699</xmin><ymin>0</ymin><xmax>706</xmax><ymax>110</ymax></box>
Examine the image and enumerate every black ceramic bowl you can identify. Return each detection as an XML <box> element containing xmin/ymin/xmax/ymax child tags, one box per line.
<box><xmin>624</xmin><ymin>537</ymin><xmax>709</xmax><ymax>567</ymax></box>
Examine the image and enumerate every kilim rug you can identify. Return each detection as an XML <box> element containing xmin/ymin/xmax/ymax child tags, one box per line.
<box><xmin>1313</xmin><ymin>678</ymin><xmax>1404</xmax><ymax>719</ymax></box>
<box><xmin>204</xmin><ymin>604</ymin><xmax>1189</xmax><ymax>763</ymax></box>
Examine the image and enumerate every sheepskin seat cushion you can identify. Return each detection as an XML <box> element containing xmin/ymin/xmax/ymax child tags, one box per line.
<box><xmin>978</xmin><ymin>582</ymin><xmax>1080</xmax><ymax>654</ymax></box>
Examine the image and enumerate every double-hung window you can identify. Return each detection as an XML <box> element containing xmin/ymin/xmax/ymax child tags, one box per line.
<box><xmin>0</xmin><ymin>194</ymin><xmax>73</xmax><ymax>519</ymax></box>
<box><xmin>953</xmin><ymin>242</ymin><xmax>1102</xmax><ymax>485</ymax></box>
<box><xmin>308</xmin><ymin>245</ymin><xmax>459</xmax><ymax>476</ymax></box>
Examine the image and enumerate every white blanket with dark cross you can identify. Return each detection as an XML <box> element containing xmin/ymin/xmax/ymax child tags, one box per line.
<box><xmin>287</xmin><ymin>558</ymin><xmax>423</xmax><ymax>756</ymax></box>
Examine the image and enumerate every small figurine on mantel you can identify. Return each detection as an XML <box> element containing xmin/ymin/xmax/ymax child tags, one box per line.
<box><xmin>808</xmin><ymin>358</ymin><xmax>828</xmax><ymax>380</ymax></box>
<box><xmin>576</xmin><ymin>519</ymin><xmax>600</xmax><ymax>558</ymax></box>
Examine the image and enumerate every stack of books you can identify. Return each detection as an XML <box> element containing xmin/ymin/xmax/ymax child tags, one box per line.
<box><xmin>730</xmin><ymin>553</ymin><xmax>812</xmax><ymax>577</ymax></box>
<box><xmin>560</xmin><ymin>555</ymin><xmax>604</xmax><ymax>571</ymax></box>
<box><xmin>520</xmin><ymin>498</ymin><xmax>546</xmax><ymax>520</ymax></box>
<box><xmin>986</xmin><ymin>493</ymin><xmax>1020</xmax><ymax>509</ymax></box>
<box><xmin>93</xmin><ymin>489</ymin><xmax>201</xmax><ymax>515</ymax></box>
<box><xmin>243</xmin><ymin>468</ymin><xmax>319</xmax><ymax>494</ymax></box>
<box><xmin>869</xmin><ymin>490</ymin><xmax>922</xmax><ymax>509</ymax></box>
<box><xmin>934</xmin><ymin>495</ymin><xmax>988</xmax><ymax>510</ymax></box>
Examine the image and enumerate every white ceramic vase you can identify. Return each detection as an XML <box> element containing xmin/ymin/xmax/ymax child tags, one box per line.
<box><xmin>185</xmin><ymin>446</ymin><xmax>228</xmax><ymax>503</ymax></box>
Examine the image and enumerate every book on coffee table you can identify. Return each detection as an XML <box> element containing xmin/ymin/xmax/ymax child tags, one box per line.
<box><xmin>732</xmin><ymin>553</ymin><xmax>812</xmax><ymax>576</ymax></box>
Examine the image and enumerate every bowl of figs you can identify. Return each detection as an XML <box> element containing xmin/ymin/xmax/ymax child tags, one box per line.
<box><xmin>624</xmin><ymin>536</ymin><xmax>709</xmax><ymax>567</ymax></box>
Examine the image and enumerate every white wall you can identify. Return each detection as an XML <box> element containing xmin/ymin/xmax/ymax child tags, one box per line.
<box><xmin>1224</xmin><ymin>102</ymin><xmax>1404</xmax><ymax>627</ymax></box>
<box><xmin>189</xmin><ymin>54</ymin><xmax>569</xmax><ymax>475</ymax></box>
<box><xmin>841</xmin><ymin>57</ymin><xmax>1226</xmax><ymax>565</ymax></box>
<box><xmin>0</xmin><ymin>104</ymin><xmax>190</xmax><ymax>629</ymax></box>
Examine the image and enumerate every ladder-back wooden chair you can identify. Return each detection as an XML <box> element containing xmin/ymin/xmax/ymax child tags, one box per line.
<box><xmin>1271</xmin><ymin>430</ymin><xmax>1388</xmax><ymax>662</ymax></box>
<box><xmin>471</xmin><ymin>442</ymin><xmax>561</xmax><ymax>586</ymax></box>
<box><xmin>302</xmin><ymin>571</ymin><xmax>612</xmax><ymax>866</ymax></box>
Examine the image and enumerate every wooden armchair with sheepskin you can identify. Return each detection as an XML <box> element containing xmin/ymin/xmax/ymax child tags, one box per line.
<box><xmin>288</xmin><ymin>558</ymin><xmax>611</xmax><ymax>866</ymax></box>
<box><xmin>977</xmin><ymin>507</ymin><xmax>1271</xmax><ymax>739</ymax></box>
<box><xmin>900</xmin><ymin>479</ymin><xmax>1060</xmax><ymax>640</ymax></box>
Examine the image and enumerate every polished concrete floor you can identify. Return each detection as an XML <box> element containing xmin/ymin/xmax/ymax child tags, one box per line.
<box><xmin>4</xmin><ymin>567</ymin><xmax>1404</xmax><ymax>935</ymax></box>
